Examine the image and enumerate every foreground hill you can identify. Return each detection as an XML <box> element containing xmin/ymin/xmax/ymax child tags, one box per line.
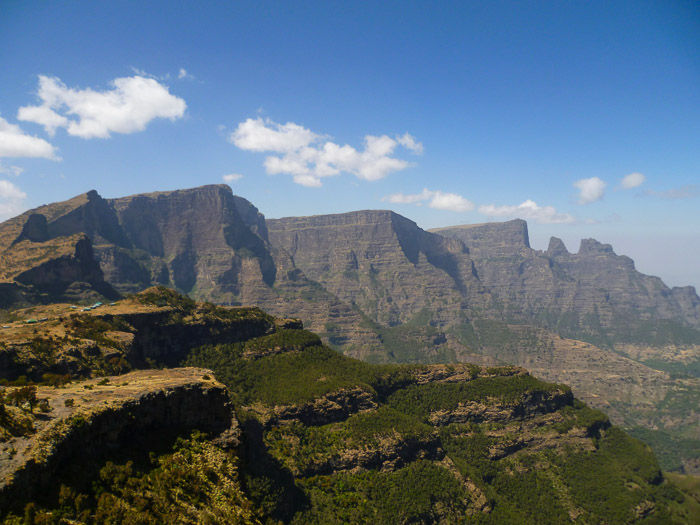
<box><xmin>0</xmin><ymin>288</ymin><xmax>696</xmax><ymax>523</ymax></box>
<box><xmin>1</xmin><ymin>184</ymin><xmax>699</xmax><ymax>473</ymax></box>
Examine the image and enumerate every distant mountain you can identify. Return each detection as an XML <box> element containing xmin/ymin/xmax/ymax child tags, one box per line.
<box><xmin>432</xmin><ymin>220</ymin><xmax>700</xmax><ymax>345</ymax></box>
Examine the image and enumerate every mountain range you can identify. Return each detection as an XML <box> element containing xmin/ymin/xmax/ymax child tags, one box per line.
<box><xmin>1</xmin><ymin>184</ymin><xmax>698</xmax><ymax>473</ymax></box>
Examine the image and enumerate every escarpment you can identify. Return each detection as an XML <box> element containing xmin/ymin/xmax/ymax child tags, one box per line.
<box><xmin>431</xmin><ymin>220</ymin><xmax>700</xmax><ymax>338</ymax></box>
<box><xmin>0</xmin><ymin>287</ymin><xmax>280</xmax><ymax>381</ymax></box>
<box><xmin>0</xmin><ymin>368</ymin><xmax>236</xmax><ymax>511</ymax></box>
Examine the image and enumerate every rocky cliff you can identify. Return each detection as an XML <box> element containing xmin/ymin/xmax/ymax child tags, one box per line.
<box><xmin>268</xmin><ymin>210</ymin><xmax>489</xmax><ymax>327</ymax></box>
<box><xmin>0</xmin><ymin>186</ymin><xmax>277</xmax><ymax>306</ymax></box>
<box><xmin>0</xmin><ymin>368</ymin><xmax>236</xmax><ymax>510</ymax></box>
<box><xmin>432</xmin><ymin>220</ymin><xmax>700</xmax><ymax>343</ymax></box>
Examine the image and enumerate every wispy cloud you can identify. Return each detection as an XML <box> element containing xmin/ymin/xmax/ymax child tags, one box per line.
<box><xmin>645</xmin><ymin>184</ymin><xmax>699</xmax><ymax>200</ymax></box>
<box><xmin>18</xmin><ymin>74</ymin><xmax>186</xmax><ymax>139</ymax></box>
<box><xmin>0</xmin><ymin>179</ymin><xmax>27</xmax><ymax>219</ymax></box>
<box><xmin>178</xmin><ymin>68</ymin><xmax>194</xmax><ymax>80</ymax></box>
<box><xmin>478</xmin><ymin>200</ymin><xmax>574</xmax><ymax>224</ymax></box>
<box><xmin>384</xmin><ymin>188</ymin><xmax>474</xmax><ymax>212</ymax></box>
<box><xmin>0</xmin><ymin>116</ymin><xmax>59</xmax><ymax>160</ymax></box>
<box><xmin>620</xmin><ymin>172</ymin><xmax>645</xmax><ymax>189</ymax></box>
<box><xmin>574</xmin><ymin>176</ymin><xmax>606</xmax><ymax>204</ymax></box>
<box><xmin>222</xmin><ymin>173</ymin><xmax>243</xmax><ymax>183</ymax></box>
<box><xmin>0</xmin><ymin>162</ymin><xmax>24</xmax><ymax>176</ymax></box>
<box><xmin>230</xmin><ymin>117</ymin><xmax>422</xmax><ymax>187</ymax></box>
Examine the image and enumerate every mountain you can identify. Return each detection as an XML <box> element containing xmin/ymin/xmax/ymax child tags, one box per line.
<box><xmin>432</xmin><ymin>220</ymin><xmax>700</xmax><ymax>345</ymax></box>
<box><xmin>1</xmin><ymin>185</ymin><xmax>699</xmax><ymax>473</ymax></box>
<box><xmin>0</xmin><ymin>288</ymin><xmax>695</xmax><ymax>523</ymax></box>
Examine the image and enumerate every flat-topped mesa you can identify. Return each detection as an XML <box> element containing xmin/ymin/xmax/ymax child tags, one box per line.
<box><xmin>430</xmin><ymin>218</ymin><xmax>530</xmax><ymax>254</ymax></box>
<box><xmin>578</xmin><ymin>238</ymin><xmax>615</xmax><ymax>255</ymax></box>
<box><xmin>267</xmin><ymin>209</ymin><xmax>486</xmax><ymax>326</ymax></box>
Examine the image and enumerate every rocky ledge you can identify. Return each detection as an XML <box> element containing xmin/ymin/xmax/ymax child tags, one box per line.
<box><xmin>0</xmin><ymin>368</ymin><xmax>235</xmax><ymax>509</ymax></box>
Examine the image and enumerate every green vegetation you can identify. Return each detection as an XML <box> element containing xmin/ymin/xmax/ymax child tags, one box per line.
<box><xmin>641</xmin><ymin>358</ymin><xmax>700</xmax><ymax>379</ymax></box>
<box><xmin>186</xmin><ymin>342</ymin><xmax>411</xmax><ymax>406</ymax></box>
<box><xmin>2</xmin><ymin>432</ymin><xmax>261</xmax><ymax>524</ymax></box>
<box><xmin>1</xmin><ymin>289</ymin><xmax>693</xmax><ymax>524</ymax></box>
<box><xmin>184</xmin><ymin>327</ymin><xmax>683</xmax><ymax>524</ymax></box>
<box><xmin>134</xmin><ymin>285</ymin><xmax>196</xmax><ymax>311</ymax></box>
<box><xmin>628</xmin><ymin>426</ymin><xmax>700</xmax><ymax>472</ymax></box>
<box><xmin>243</xmin><ymin>329</ymin><xmax>321</xmax><ymax>356</ymax></box>
<box><xmin>386</xmin><ymin>375</ymin><xmax>569</xmax><ymax>421</ymax></box>
<box><xmin>294</xmin><ymin>461</ymin><xmax>474</xmax><ymax>524</ymax></box>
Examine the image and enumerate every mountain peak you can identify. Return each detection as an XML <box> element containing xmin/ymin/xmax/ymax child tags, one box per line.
<box><xmin>546</xmin><ymin>236</ymin><xmax>569</xmax><ymax>256</ymax></box>
<box><xmin>578</xmin><ymin>238</ymin><xmax>614</xmax><ymax>255</ymax></box>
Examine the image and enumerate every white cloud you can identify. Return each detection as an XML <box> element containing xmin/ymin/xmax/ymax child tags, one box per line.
<box><xmin>574</xmin><ymin>176</ymin><xmax>606</xmax><ymax>204</ymax></box>
<box><xmin>230</xmin><ymin>117</ymin><xmax>419</xmax><ymax>187</ymax></box>
<box><xmin>385</xmin><ymin>188</ymin><xmax>433</xmax><ymax>204</ymax></box>
<box><xmin>232</xmin><ymin>118</ymin><xmax>319</xmax><ymax>153</ymax></box>
<box><xmin>383</xmin><ymin>188</ymin><xmax>474</xmax><ymax>212</ymax></box>
<box><xmin>620</xmin><ymin>172</ymin><xmax>645</xmax><ymax>189</ymax></box>
<box><xmin>222</xmin><ymin>173</ymin><xmax>243</xmax><ymax>183</ymax></box>
<box><xmin>0</xmin><ymin>179</ymin><xmax>27</xmax><ymax>219</ymax></box>
<box><xmin>178</xmin><ymin>68</ymin><xmax>194</xmax><ymax>80</ymax></box>
<box><xmin>645</xmin><ymin>185</ymin><xmax>699</xmax><ymax>200</ymax></box>
<box><xmin>478</xmin><ymin>200</ymin><xmax>575</xmax><ymax>224</ymax></box>
<box><xmin>0</xmin><ymin>116</ymin><xmax>59</xmax><ymax>159</ymax></box>
<box><xmin>18</xmin><ymin>74</ymin><xmax>186</xmax><ymax>139</ymax></box>
<box><xmin>396</xmin><ymin>133</ymin><xmax>424</xmax><ymax>154</ymax></box>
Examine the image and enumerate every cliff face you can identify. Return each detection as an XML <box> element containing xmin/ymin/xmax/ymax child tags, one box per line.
<box><xmin>0</xmin><ymin>186</ymin><xmax>278</xmax><ymax>306</ymax></box>
<box><xmin>6</xmin><ymin>185</ymin><xmax>696</xmax><ymax>348</ymax></box>
<box><xmin>268</xmin><ymin>210</ymin><xmax>489</xmax><ymax>327</ymax></box>
<box><xmin>432</xmin><ymin>221</ymin><xmax>700</xmax><ymax>339</ymax></box>
<box><xmin>0</xmin><ymin>368</ymin><xmax>237</xmax><ymax>510</ymax></box>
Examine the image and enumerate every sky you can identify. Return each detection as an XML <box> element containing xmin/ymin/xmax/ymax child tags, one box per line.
<box><xmin>1</xmin><ymin>1</ymin><xmax>699</xmax><ymax>290</ymax></box>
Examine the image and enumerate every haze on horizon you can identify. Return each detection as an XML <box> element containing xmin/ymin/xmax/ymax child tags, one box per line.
<box><xmin>0</xmin><ymin>1</ymin><xmax>698</xmax><ymax>290</ymax></box>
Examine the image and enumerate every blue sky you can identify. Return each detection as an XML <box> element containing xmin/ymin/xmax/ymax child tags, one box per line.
<box><xmin>1</xmin><ymin>1</ymin><xmax>699</xmax><ymax>289</ymax></box>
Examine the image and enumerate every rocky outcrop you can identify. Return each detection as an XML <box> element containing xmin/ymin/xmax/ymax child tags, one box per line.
<box><xmin>252</xmin><ymin>387</ymin><xmax>379</xmax><ymax>428</ymax></box>
<box><xmin>0</xmin><ymin>368</ymin><xmax>237</xmax><ymax>509</ymax></box>
<box><xmin>0</xmin><ymin>186</ymin><xmax>278</xmax><ymax>306</ymax></box>
<box><xmin>427</xmin><ymin>388</ymin><xmax>573</xmax><ymax>426</ymax></box>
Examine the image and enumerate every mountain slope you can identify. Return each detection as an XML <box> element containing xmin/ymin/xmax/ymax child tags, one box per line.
<box><xmin>0</xmin><ymin>289</ymin><xmax>693</xmax><ymax>524</ymax></box>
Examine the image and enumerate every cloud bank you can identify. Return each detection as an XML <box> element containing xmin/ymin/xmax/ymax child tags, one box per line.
<box><xmin>478</xmin><ymin>200</ymin><xmax>574</xmax><ymax>224</ymax></box>
<box><xmin>230</xmin><ymin>117</ymin><xmax>422</xmax><ymax>187</ymax></box>
<box><xmin>0</xmin><ymin>117</ymin><xmax>59</xmax><ymax>160</ymax></box>
<box><xmin>18</xmin><ymin>75</ymin><xmax>186</xmax><ymax>139</ymax></box>
<box><xmin>574</xmin><ymin>177</ymin><xmax>606</xmax><ymax>204</ymax></box>
<box><xmin>384</xmin><ymin>188</ymin><xmax>474</xmax><ymax>212</ymax></box>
